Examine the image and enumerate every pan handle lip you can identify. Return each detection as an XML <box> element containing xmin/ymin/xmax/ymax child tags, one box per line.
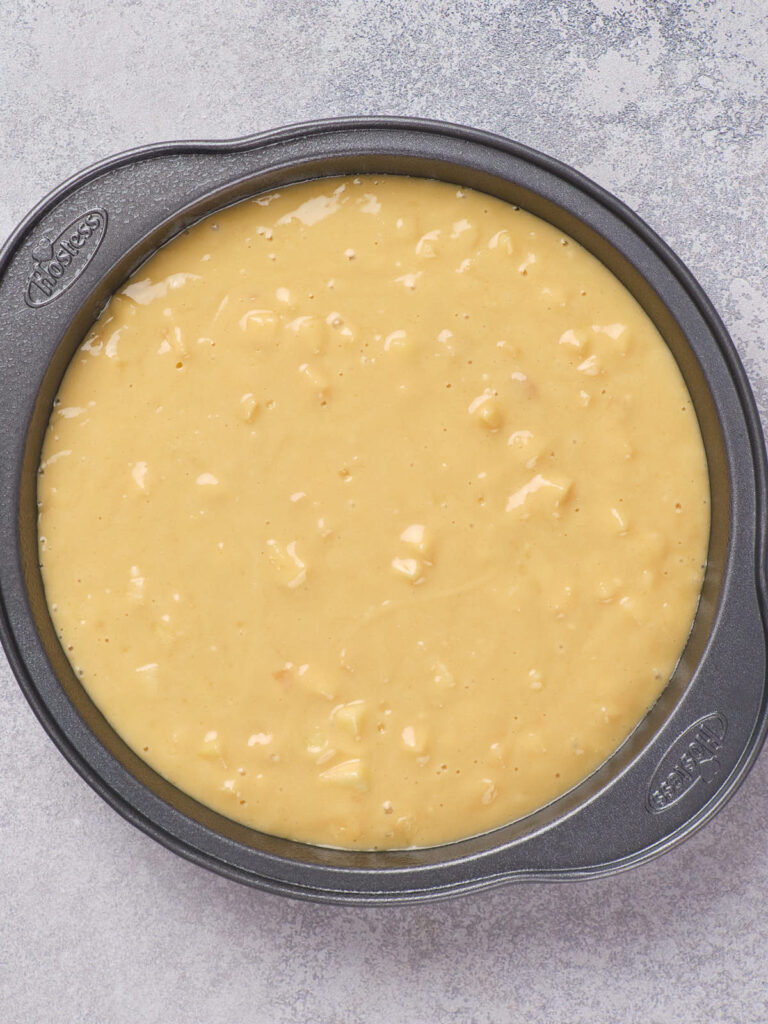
<box><xmin>2</xmin><ymin>116</ymin><xmax>767</xmax><ymax>901</ymax></box>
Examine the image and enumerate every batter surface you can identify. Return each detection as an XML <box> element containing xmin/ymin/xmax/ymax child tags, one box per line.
<box><xmin>38</xmin><ymin>176</ymin><xmax>709</xmax><ymax>848</ymax></box>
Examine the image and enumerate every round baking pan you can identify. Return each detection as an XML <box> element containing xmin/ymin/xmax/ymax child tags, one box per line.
<box><xmin>1</xmin><ymin>117</ymin><xmax>766</xmax><ymax>905</ymax></box>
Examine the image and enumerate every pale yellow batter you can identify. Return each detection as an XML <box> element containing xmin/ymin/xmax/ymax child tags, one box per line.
<box><xmin>37</xmin><ymin>176</ymin><xmax>709</xmax><ymax>849</ymax></box>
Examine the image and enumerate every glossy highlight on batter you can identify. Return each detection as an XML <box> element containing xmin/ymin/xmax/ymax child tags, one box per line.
<box><xmin>37</xmin><ymin>176</ymin><xmax>710</xmax><ymax>848</ymax></box>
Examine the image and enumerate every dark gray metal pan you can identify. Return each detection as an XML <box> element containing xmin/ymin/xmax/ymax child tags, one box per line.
<box><xmin>1</xmin><ymin>117</ymin><xmax>766</xmax><ymax>905</ymax></box>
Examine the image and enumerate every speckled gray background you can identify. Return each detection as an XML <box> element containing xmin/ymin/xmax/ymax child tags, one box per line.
<box><xmin>2</xmin><ymin>2</ymin><xmax>768</xmax><ymax>1022</ymax></box>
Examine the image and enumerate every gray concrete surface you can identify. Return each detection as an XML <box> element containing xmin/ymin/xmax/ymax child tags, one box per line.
<box><xmin>2</xmin><ymin>2</ymin><xmax>768</xmax><ymax>1021</ymax></box>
